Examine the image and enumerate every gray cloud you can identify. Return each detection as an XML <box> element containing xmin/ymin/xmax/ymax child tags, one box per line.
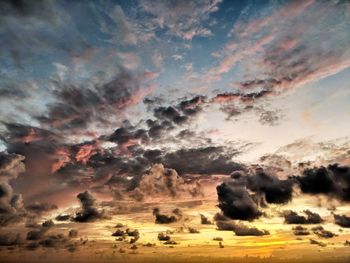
<box><xmin>0</xmin><ymin>152</ymin><xmax>26</xmax><ymax>226</ymax></box>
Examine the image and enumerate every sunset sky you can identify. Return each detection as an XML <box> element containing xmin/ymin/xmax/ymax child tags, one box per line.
<box><xmin>1</xmin><ymin>0</ymin><xmax>350</xmax><ymax>262</ymax></box>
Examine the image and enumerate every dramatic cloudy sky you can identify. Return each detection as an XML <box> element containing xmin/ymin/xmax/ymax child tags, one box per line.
<box><xmin>1</xmin><ymin>0</ymin><xmax>350</xmax><ymax>262</ymax></box>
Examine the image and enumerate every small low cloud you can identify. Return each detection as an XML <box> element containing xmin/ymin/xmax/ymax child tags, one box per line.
<box><xmin>334</xmin><ymin>214</ymin><xmax>350</xmax><ymax>228</ymax></box>
<box><xmin>152</xmin><ymin>207</ymin><xmax>179</xmax><ymax>224</ymax></box>
<box><xmin>283</xmin><ymin>210</ymin><xmax>323</xmax><ymax>224</ymax></box>
<box><xmin>73</xmin><ymin>191</ymin><xmax>108</xmax><ymax>222</ymax></box>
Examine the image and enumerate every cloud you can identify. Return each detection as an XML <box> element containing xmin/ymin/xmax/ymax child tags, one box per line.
<box><xmin>73</xmin><ymin>191</ymin><xmax>107</xmax><ymax>222</ymax></box>
<box><xmin>25</xmin><ymin>202</ymin><xmax>58</xmax><ymax>214</ymax></box>
<box><xmin>158</xmin><ymin>232</ymin><xmax>171</xmax><ymax>241</ymax></box>
<box><xmin>214</xmin><ymin>214</ymin><xmax>269</xmax><ymax>236</ymax></box>
<box><xmin>231</xmin><ymin>223</ymin><xmax>269</xmax><ymax>236</ymax></box>
<box><xmin>131</xmin><ymin>164</ymin><xmax>202</xmax><ymax>201</ymax></box>
<box><xmin>217</xmin><ymin>182</ymin><xmax>262</xmax><ymax>221</ymax></box>
<box><xmin>309</xmin><ymin>239</ymin><xmax>326</xmax><ymax>247</ymax></box>
<box><xmin>38</xmin><ymin>69</ymin><xmax>155</xmax><ymax>134</ymax></box>
<box><xmin>246</xmin><ymin>168</ymin><xmax>294</xmax><ymax>204</ymax></box>
<box><xmin>162</xmin><ymin>146</ymin><xmax>243</xmax><ymax>175</ymax></box>
<box><xmin>152</xmin><ymin>207</ymin><xmax>178</xmax><ymax>224</ymax></box>
<box><xmin>0</xmin><ymin>0</ymin><xmax>72</xmax><ymax>67</ymax></box>
<box><xmin>311</xmin><ymin>226</ymin><xmax>337</xmax><ymax>238</ymax></box>
<box><xmin>0</xmin><ymin>152</ymin><xmax>26</xmax><ymax>226</ymax></box>
<box><xmin>198</xmin><ymin>0</ymin><xmax>350</xmax><ymax>124</ymax></box>
<box><xmin>200</xmin><ymin>214</ymin><xmax>212</xmax><ymax>225</ymax></box>
<box><xmin>216</xmin><ymin>166</ymin><xmax>295</xmax><ymax>221</ymax></box>
<box><xmin>292</xmin><ymin>226</ymin><xmax>310</xmax><ymax>236</ymax></box>
<box><xmin>139</xmin><ymin>0</ymin><xmax>222</xmax><ymax>40</ymax></box>
<box><xmin>283</xmin><ymin>210</ymin><xmax>324</xmax><ymax>224</ymax></box>
<box><xmin>102</xmin><ymin>4</ymin><xmax>155</xmax><ymax>45</ymax></box>
<box><xmin>26</xmin><ymin>220</ymin><xmax>54</xmax><ymax>241</ymax></box>
<box><xmin>0</xmin><ymin>233</ymin><xmax>22</xmax><ymax>246</ymax></box>
<box><xmin>55</xmin><ymin>214</ymin><xmax>71</xmax><ymax>221</ymax></box>
<box><xmin>296</xmin><ymin>164</ymin><xmax>350</xmax><ymax>202</ymax></box>
<box><xmin>334</xmin><ymin>214</ymin><xmax>350</xmax><ymax>228</ymax></box>
<box><xmin>152</xmin><ymin>51</ymin><xmax>163</xmax><ymax>68</ymax></box>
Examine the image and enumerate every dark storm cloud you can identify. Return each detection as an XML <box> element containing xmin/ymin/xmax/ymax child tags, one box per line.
<box><xmin>217</xmin><ymin>182</ymin><xmax>262</xmax><ymax>221</ymax></box>
<box><xmin>216</xmin><ymin>167</ymin><xmax>295</xmax><ymax>221</ymax></box>
<box><xmin>73</xmin><ymin>191</ymin><xmax>108</xmax><ymax>222</ymax></box>
<box><xmin>334</xmin><ymin>214</ymin><xmax>350</xmax><ymax>228</ymax></box>
<box><xmin>296</xmin><ymin>164</ymin><xmax>350</xmax><ymax>202</ymax></box>
<box><xmin>283</xmin><ymin>210</ymin><xmax>324</xmax><ymax>224</ymax></box>
<box><xmin>247</xmin><ymin>168</ymin><xmax>293</xmax><ymax>204</ymax></box>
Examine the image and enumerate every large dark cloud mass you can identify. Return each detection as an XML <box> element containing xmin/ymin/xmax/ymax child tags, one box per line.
<box><xmin>217</xmin><ymin>182</ymin><xmax>262</xmax><ymax>221</ymax></box>
<box><xmin>296</xmin><ymin>164</ymin><xmax>350</xmax><ymax>202</ymax></box>
<box><xmin>216</xmin><ymin>167</ymin><xmax>294</xmax><ymax>221</ymax></box>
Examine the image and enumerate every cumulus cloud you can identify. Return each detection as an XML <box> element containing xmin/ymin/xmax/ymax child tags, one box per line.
<box><xmin>214</xmin><ymin>214</ymin><xmax>269</xmax><ymax>236</ymax></box>
<box><xmin>73</xmin><ymin>191</ymin><xmax>107</xmax><ymax>222</ymax></box>
<box><xmin>311</xmin><ymin>226</ymin><xmax>337</xmax><ymax>238</ymax></box>
<box><xmin>292</xmin><ymin>226</ymin><xmax>310</xmax><ymax>236</ymax></box>
<box><xmin>334</xmin><ymin>214</ymin><xmax>350</xmax><ymax>228</ymax></box>
<box><xmin>216</xmin><ymin>167</ymin><xmax>294</xmax><ymax>221</ymax></box>
<box><xmin>131</xmin><ymin>164</ymin><xmax>202</xmax><ymax>201</ymax></box>
<box><xmin>152</xmin><ymin>207</ymin><xmax>179</xmax><ymax>224</ymax></box>
<box><xmin>283</xmin><ymin>210</ymin><xmax>324</xmax><ymax>224</ymax></box>
<box><xmin>0</xmin><ymin>152</ymin><xmax>26</xmax><ymax>226</ymax></box>
<box><xmin>200</xmin><ymin>214</ymin><xmax>212</xmax><ymax>225</ymax></box>
<box><xmin>217</xmin><ymin>183</ymin><xmax>262</xmax><ymax>221</ymax></box>
<box><xmin>296</xmin><ymin>164</ymin><xmax>350</xmax><ymax>202</ymax></box>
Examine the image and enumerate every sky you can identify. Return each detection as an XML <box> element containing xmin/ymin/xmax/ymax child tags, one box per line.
<box><xmin>1</xmin><ymin>0</ymin><xmax>350</xmax><ymax>262</ymax></box>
